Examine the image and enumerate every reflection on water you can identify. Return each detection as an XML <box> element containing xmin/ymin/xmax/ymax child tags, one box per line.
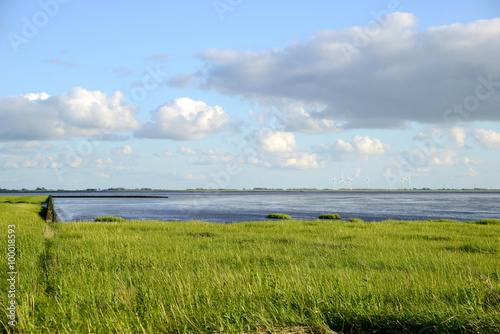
<box><xmin>48</xmin><ymin>191</ymin><xmax>500</xmax><ymax>223</ymax></box>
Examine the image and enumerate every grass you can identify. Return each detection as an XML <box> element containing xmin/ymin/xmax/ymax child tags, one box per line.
<box><xmin>267</xmin><ymin>213</ymin><xmax>292</xmax><ymax>219</ymax></box>
<box><xmin>95</xmin><ymin>216</ymin><xmax>126</xmax><ymax>222</ymax></box>
<box><xmin>0</xmin><ymin>195</ymin><xmax>48</xmax><ymax>204</ymax></box>
<box><xmin>473</xmin><ymin>218</ymin><xmax>500</xmax><ymax>225</ymax></box>
<box><xmin>1</xmin><ymin>196</ymin><xmax>500</xmax><ymax>333</ymax></box>
<box><xmin>318</xmin><ymin>214</ymin><xmax>341</xmax><ymax>220</ymax></box>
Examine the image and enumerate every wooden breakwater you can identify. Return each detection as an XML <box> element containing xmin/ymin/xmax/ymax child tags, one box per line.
<box><xmin>45</xmin><ymin>195</ymin><xmax>56</xmax><ymax>224</ymax></box>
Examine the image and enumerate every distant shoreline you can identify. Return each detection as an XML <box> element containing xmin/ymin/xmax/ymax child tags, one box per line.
<box><xmin>2</xmin><ymin>189</ymin><xmax>500</xmax><ymax>195</ymax></box>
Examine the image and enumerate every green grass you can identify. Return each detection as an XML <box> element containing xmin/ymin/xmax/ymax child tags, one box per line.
<box><xmin>95</xmin><ymin>216</ymin><xmax>126</xmax><ymax>222</ymax></box>
<box><xmin>474</xmin><ymin>218</ymin><xmax>500</xmax><ymax>225</ymax></box>
<box><xmin>0</xmin><ymin>196</ymin><xmax>49</xmax><ymax>332</ymax></box>
<box><xmin>1</xmin><ymin>196</ymin><xmax>500</xmax><ymax>333</ymax></box>
<box><xmin>0</xmin><ymin>195</ymin><xmax>48</xmax><ymax>204</ymax></box>
<box><xmin>267</xmin><ymin>213</ymin><xmax>292</xmax><ymax>219</ymax></box>
<box><xmin>318</xmin><ymin>214</ymin><xmax>341</xmax><ymax>220</ymax></box>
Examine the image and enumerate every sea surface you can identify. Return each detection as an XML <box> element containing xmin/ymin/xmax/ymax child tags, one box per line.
<box><xmin>42</xmin><ymin>191</ymin><xmax>500</xmax><ymax>223</ymax></box>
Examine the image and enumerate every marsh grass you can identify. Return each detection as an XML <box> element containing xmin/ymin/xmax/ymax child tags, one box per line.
<box><xmin>1</xmin><ymin>196</ymin><xmax>500</xmax><ymax>333</ymax></box>
<box><xmin>318</xmin><ymin>214</ymin><xmax>341</xmax><ymax>220</ymax></box>
<box><xmin>474</xmin><ymin>218</ymin><xmax>500</xmax><ymax>225</ymax></box>
<box><xmin>95</xmin><ymin>216</ymin><xmax>126</xmax><ymax>222</ymax></box>
<box><xmin>267</xmin><ymin>213</ymin><xmax>292</xmax><ymax>219</ymax></box>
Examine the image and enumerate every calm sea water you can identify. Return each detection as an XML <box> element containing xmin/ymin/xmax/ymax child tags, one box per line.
<box><xmin>46</xmin><ymin>191</ymin><xmax>500</xmax><ymax>223</ymax></box>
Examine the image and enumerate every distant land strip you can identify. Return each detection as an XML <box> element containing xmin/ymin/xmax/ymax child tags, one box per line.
<box><xmin>51</xmin><ymin>195</ymin><xmax>169</xmax><ymax>198</ymax></box>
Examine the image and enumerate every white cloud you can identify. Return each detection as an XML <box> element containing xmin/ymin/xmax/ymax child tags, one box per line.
<box><xmin>255</xmin><ymin>129</ymin><xmax>297</xmax><ymax>153</ymax></box>
<box><xmin>0</xmin><ymin>152</ymin><xmax>61</xmax><ymax>170</ymax></box>
<box><xmin>450</xmin><ymin>127</ymin><xmax>466</xmax><ymax>147</ymax></box>
<box><xmin>3</xmin><ymin>161</ymin><xmax>20</xmax><ymax>169</ymax></box>
<box><xmin>113</xmin><ymin>144</ymin><xmax>135</xmax><ymax>156</ymax></box>
<box><xmin>0</xmin><ymin>87</ymin><xmax>140</xmax><ymax>140</ymax></box>
<box><xmin>250</xmin><ymin>129</ymin><xmax>325</xmax><ymax>170</ymax></box>
<box><xmin>0</xmin><ymin>141</ymin><xmax>52</xmax><ymax>153</ymax></box>
<box><xmin>172</xmin><ymin>171</ymin><xmax>206</xmax><ymax>180</ymax></box>
<box><xmin>95</xmin><ymin>157</ymin><xmax>128</xmax><ymax>171</ymax></box>
<box><xmin>463</xmin><ymin>156</ymin><xmax>483</xmax><ymax>167</ymax></box>
<box><xmin>280</xmin><ymin>153</ymin><xmax>325</xmax><ymax>170</ymax></box>
<box><xmin>197</xmin><ymin>14</ymin><xmax>500</xmax><ymax>130</ymax></box>
<box><xmin>414</xmin><ymin>149</ymin><xmax>457</xmax><ymax>166</ymax></box>
<box><xmin>463</xmin><ymin>156</ymin><xmax>483</xmax><ymax>177</ymax></box>
<box><xmin>135</xmin><ymin>97</ymin><xmax>231</xmax><ymax>140</ymax></box>
<box><xmin>335</xmin><ymin>135</ymin><xmax>391</xmax><ymax>155</ymax></box>
<box><xmin>474</xmin><ymin>128</ymin><xmax>500</xmax><ymax>149</ymax></box>
<box><xmin>200</xmin><ymin>148</ymin><xmax>227</xmax><ymax>156</ymax></box>
<box><xmin>154</xmin><ymin>151</ymin><xmax>176</xmax><ymax>157</ymax></box>
<box><xmin>178</xmin><ymin>146</ymin><xmax>197</xmax><ymax>156</ymax></box>
<box><xmin>278</xmin><ymin>104</ymin><xmax>342</xmax><ymax>133</ymax></box>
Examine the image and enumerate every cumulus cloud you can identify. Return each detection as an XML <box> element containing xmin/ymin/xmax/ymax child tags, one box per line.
<box><xmin>334</xmin><ymin>135</ymin><xmax>391</xmax><ymax>155</ymax></box>
<box><xmin>193</xmin><ymin>148</ymin><xmax>233</xmax><ymax>164</ymax></box>
<box><xmin>113</xmin><ymin>144</ymin><xmax>135</xmax><ymax>156</ymax></box>
<box><xmin>197</xmin><ymin>14</ymin><xmax>500</xmax><ymax>131</ymax></box>
<box><xmin>0</xmin><ymin>141</ymin><xmax>52</xmax><ymax>153</ymax></box>
<box><xmin>0</xmin><ymin>87</ymin><xmax>140</xmax><ymax>140</ymax></box>
<box><xmin>280</xmin><ymin>153</ymin><xmax>324</xmax><ymax>170</ymax></box>
<box><xmin>95</xmin><ymin>157</ymin><xmax>129</xmax><ymax>171</ymax></box>
<box><xmin>0</xmin><ymin>151</ymin><xmax>61</xmax><ymax>170</ymax></box>
<box><xmin>463</xmin><ymin>156</ymin><xmax>483</xmax><ymax>177</ymax></box>
<box><xmin>474</xmin><ymin>128</ymin><xmax>500</xmax><ymax>149</ymax></box>
<box><xmin>178</xmin><ymin>146</ymin><xmax>197</xmax><ymax>156</ymax></box>
<box><xmin>154</xmin><ymin>151</ymin><xmax>176</xmax><ymax>157</ymax></box>
<box><xmin>255</xmin><ymin>129</ymin><xmax>297</xmax><ymax>153</ymax></box>
<box><xmin>134</xmin><ymin>97</ymin><xmax>231</xmax><ymax>140</ymax></box>
<box><xmin>250</xmin><ymin>129</ymin><xmax>325</xmax><ymax>169</ymax></box>
<box><xmin>450</xmin><ymin>127</ymin><xmax>466</xmax><ymax>148</ymax></box>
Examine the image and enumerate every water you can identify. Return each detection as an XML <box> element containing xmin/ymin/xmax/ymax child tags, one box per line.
<box><xmin>48</xmin><ymin>191</ymin><xmax>500</xmax><ymax>223</ymax></box>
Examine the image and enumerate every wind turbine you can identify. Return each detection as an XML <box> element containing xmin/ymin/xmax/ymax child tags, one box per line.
<box><xmin>366</xmin><ymin>176</ymin><xmax>371</xmax><ymax>188</ymax></box>
<box><xmin>347</xmin><ymin>175</ymin><xmax>353</xmax><ymax>190</ymax></box>
<box><xmin>332</xmin><ymin>177</ymin><xmax>336</xmax><ymax>190</ymax></box>
<box><xmin>407</xmin><ymin>173</ymin><xmax>412</xmax><ymax>189</ymax></box>
<box><xmin>340</xmin><ymin>173</ymin><xmax>346</xmax><ymax>189</ymax></box>
<box><xmin>400</xmin><ymin>175</ymin><xmax>406</xmax><ymax>190</ymax></box>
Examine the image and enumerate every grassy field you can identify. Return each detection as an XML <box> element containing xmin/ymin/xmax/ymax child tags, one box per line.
<box><xmin>1</xmin><ymin>196</ymin><xmax>500</xmax><ymax>333</ymax></box>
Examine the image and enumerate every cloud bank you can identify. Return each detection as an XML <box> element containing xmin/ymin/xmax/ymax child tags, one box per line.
<box><xmin>196</xmin><ymin>13</ymin><xmax>500</xmax><ymax>131</ymax></box>
<box><xmin>0</xmin><ymin>88</ymin><xmax>140</xmax><ymax>140</ymax></box>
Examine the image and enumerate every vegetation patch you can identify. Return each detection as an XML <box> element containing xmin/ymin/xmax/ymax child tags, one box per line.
<box><xmin>475</xmin><ymin>218</ymin><xmax>500</xmax><ymax>225</ymax></box>
<box><xmin>267</xmin><ymin>213</ymin><xmax>292</xmax><ymax>219</ymax></box>
<box><xmin>348</xmin><ymin>218</ymin><xmax>363</xmax><ymax>223</ymax></box>
<box><xmin>0</xmin><ymin>195</ymin><xmax>48</xmax><ymax>204</ymax></box>
<box><xmin>319</xmin><ymin>214</ymin><xmax>341</xmax><ymax>220</ymax></box>
<box><xmin>95</xmin><ymin>216</ymin><xmax>125</xmax><ymax>222</ymax></box>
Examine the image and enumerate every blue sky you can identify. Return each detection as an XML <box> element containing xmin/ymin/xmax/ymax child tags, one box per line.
<box><xmin>1</xmin><ymin>0</ymin><xmax>499</xmax><ymax>190</ymax></box>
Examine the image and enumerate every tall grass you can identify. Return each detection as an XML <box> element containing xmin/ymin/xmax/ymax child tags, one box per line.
<box><xmin>0</xmin><ymin>196</ymin><xmax>48</xmax><ymax>332</ymax></box>
<box><xmin>28</xmin><ymin>219</ymin><xmax>500</xmax><ymax>333</ymax></box>
<box><xmin>1</xmin><ymin>196</ymin><xmax>500</xmax><ymax>333</ymax></box>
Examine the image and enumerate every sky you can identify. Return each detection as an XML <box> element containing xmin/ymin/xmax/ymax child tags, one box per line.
<box><xmin>0</xmin><ymin>0</ymin><xmax>499</xmax><ymax>190</ymax></box>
